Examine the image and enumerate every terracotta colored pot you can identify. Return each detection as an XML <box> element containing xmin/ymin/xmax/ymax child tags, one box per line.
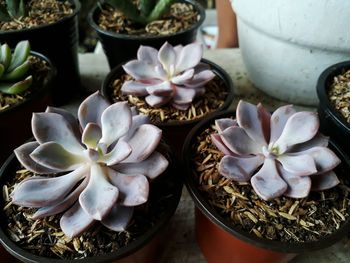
<box><xmin>101</xmin><ymin>58</ymin><xmax>234</xmax><ymax>158</ymax></box>
<box><xmin>0</xmin><ymin>142</ymin><xmax>182</xmax><ymax>263</ymax></box>
<box><xmin>0</xmin><ymin>51</ymin><xmax>56</xmax><ymax>164</ymax></box>
<box><xmin>0</xmin><ymin>0</ymin><xmax>81</xmax><ymax>105</ymax></box>
<box><xmin>88</xmin><ymin>0</ymin><xmax>205</xmax><ymax>69</ymax></box>
<box><xmin>182</xmin><ymin>110</ymin><xmax>350</xmax><ymax>263</ymax></box>
<box><xmin>316</xmin><ymin>60</ymin><xmax>350</xmax><ymax>154</ymax></box>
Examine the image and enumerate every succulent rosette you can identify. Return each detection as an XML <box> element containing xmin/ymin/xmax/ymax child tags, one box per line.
<box><xmin>212</xmin><ymin>100</ymin><xmax>341</xmax><ymax>201</ymax></box>
<box><xmin>11</xmin><ymin>92</ymin><xmax>169</xmax><ymax>237</ymax></box>
<box><xmin>121</xmin><ymin>42</ymin><xmax>215</xmax><ymax>110</ymax></box>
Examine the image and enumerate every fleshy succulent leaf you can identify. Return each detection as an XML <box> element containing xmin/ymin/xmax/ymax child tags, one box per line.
<box><xmin>32</xmin><ymin>112</ymin><xmax>85</xmax><ymax>154</ymax></box>
<box><xmin>137</xmin><ymin>45</ymin><xmax>159</xmax><ymax>65</ymax></box>
<box><xmin>277</xmin><ymin>154</ymin><xmax>317</xmax><ymax>176</ymax></box>
<box><xmin>100</xmin><ymin>102</ymin><xmax>132</xmax><ymax>146</ymax></box>
<box><xmin>236</xmin><ymin>100</ymin><xmax>267</xmax><ymax>146</ymax></box>
<box><xmin>99</xmin><ymin>140</ymin><xmax>132</xmax><ymax>166</ymax></box>
<box><xmin>215</xmin><ymin>118</ymin><xmax>237</xmax><ymax>133</ymax></box>
<box><xmin>108</xmin><ymin>170</ymin><xmax>149</xmax><ymax>206</ymax></box>
<box><xmin>121</xmin><ymin>80</ymin><xmax>149</xmax><ymax>96</ymax></box>
<box><xmin>123</xmin><ymin>124</ymin><xmax>162</xmax><ymax>162</ymax></box>
<box><xmin>0</xmin><ymin>43</ymin><xmax>11</xmax><ymax>69</ymax></box>
<box><xmin>60</xmin><ymin>202</ymin><xmax>95</xmax><ymax>238</ymax></box>
<box><xmin>82</xmin><ymin>123</ymin><xmax>102</xmax><ymax>149</ymax></box>
<box><xmin>145</xmin><ymin>94</ymin><xmax>171</xmax><ymax>108</ymax></box>
<box><xmin>270</xmin><ymin>105</ymin><xmax>296</xmax><ymax>143</ymax></box>
<box><xmin>30</xmin><ymin>142</ymin><xmax>86</xmax><ymax>171</ymax></box>
<box><xmin>183</xmin><ymin>69</ymin><xmax>215</xmax><ymax>89</ymax></box>
<box><xmin>0</xmin><ymin>75</ymin><xmax>32</xmax><ymax>94</ymax></box>
<box><xmin>311</xmin><ymin>171</ymin><xmax>340</xmax><ymax>191</ymax></box>
<box><xmin>145</xmin><ymin>81</ymin><xmax>173</xmax><ymax>96</ymax></box>
<box><xmin>11</xmin><ymin>166</ymin><xmax>87</xmax><ymax>207</ymax></box>
<box><xmin>121</xmin><ymin>114</ymin><xmax>150</xmax><ymax>142</ymax></box>
<box><xmin>79</xmin><ymin>164</ymin><xmax>119</xmax><ymax>220</ymax></box>
<box><xmin>175</xmin><ymin>43</ymin><xmax>203</xmax><ymax>73</ymax></box>
<box><xmin>101</xmin><ymin>204</ymin><xmax>134</xmax><ymax>232</ymax></box>
<box><xmin>114</xmin><ymin>151</ymin><xmax>168</xmax><ymax>179</ymax></box>
<box><xmin>219</xmin><ymin>155</ymin><xmax>264</xmax><ymax>182</ymax></box>
<box><xmin>172</xmin><ymin>87</ymin><xmax>196</xmax><ymax>105</ymax></box>
<box><xmin>7</xmin><ymin>40</ymin><xmax>30</xmax><ymax>72</ymax></box>
<box><xmin>78</xmin><ymin>91</ymin><xmax>110</xmax><ymax>129</ymax></box>
<box><xmin>45</xmin><ymin>106</ymin><xmax>80</xmax><ymax>138</ymax></box>
<box><xmin>123</xmin><ymin>60</ymin><xmax>163</xmax><ymax>80</ymax></box>
<box><xmin>1</xmin><ymin>60</ymin><xmax>30</xmax><ymax>81</ymax></box>
<box><xmin>278</xmin><ymin>165</ymin><xmax>311</xmax><ymax>198</ymax></box>
<box><xmin>158</xmin><ymin>42</ymin><xmax>176</xmax><ymax>74</ymax></box>
<box><xmin>14</xmin><ymin>141</ymin><xmax>60</xmax><ymax>174</ymax></box>
<box><xmin>273</xmin><ymin>112</ymin><xmax>319</xmax><ymax>154</ymax></box>
<box><xmin>211</xmin><ymin>134</ymin><xmax>236</xmax><ymax>156</ymax></box>
<box><xmin>251</xmin><ymin>158</ymin><xmax>288</xmax><ymax>201</ymax></box>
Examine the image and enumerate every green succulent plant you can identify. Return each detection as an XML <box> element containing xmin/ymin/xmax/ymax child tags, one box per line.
<box><xmin>0</xmin><ymin>40</ymin><xmax>33</xmax><ymax>95</ymax></box>
<box><xmin>0</xmin><ymin>0</ymin><xmax>27</xmax><ymax>21</ymax></box>
<box><xmin>105</xmin><ymin>0</ymin><xmax>175</xmax><ymax>25</ymax></box>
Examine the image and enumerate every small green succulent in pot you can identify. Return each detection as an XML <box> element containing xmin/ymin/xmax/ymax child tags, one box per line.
<box><xmin>11</xmin><ymin>91</ymin><xmax>169</xmax><ymax>237</ymax></box>
<box><xmin>0</xmin><ymin>0</ymin><xmax>27</xmax><ymax>21</ymax></box>
<box><xmin>105</xmin><ymin>0</ymin><xmax>175</xmax><ymax>25</ymax></box>
<box><xmin>122</xmin><ymin>41</ymin><xmax>215</xmax><ymax>110</ymax></box>
<box><xmin>0</xmin><ymin>40</ymin><xmax>33</xmax><ymax>95</ymax></box>
<box><xmin>212</xmin><ymin>100</ymin><xmax>341</xmax><ymax>201</ymax></box>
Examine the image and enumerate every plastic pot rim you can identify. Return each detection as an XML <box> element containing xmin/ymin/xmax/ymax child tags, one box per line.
<box><xmin>101</xmin><ymin>58</ymin><xmax>235</xmax><ymax>128</ymax></box>
<box><xmin>0</xmin><ymin>0</ymin><xmax>81</xmax><ymax>36</ymax></box>
<box><xmin>87</xmin><ymin>0</ymin><xmax>205</xmax><ymax>41</ymax></box>
<box><xmin>182</xmin><ymin>109</ymin><xmax>350</xmax><ymax>254</ymax></box>
<box><xmin>0</xmin><ymin>148</ymin><xmax>183</xmax><ymax>263</ymax></box>
<box><xmin>316</xmin><ymin>60</ymin><xmax>350</xmax><ymax>134</ymax></box>
<box><xmin>0</xmin><ymin>50</ymin><xmax>56</xmax><ymax>117</ymax></box>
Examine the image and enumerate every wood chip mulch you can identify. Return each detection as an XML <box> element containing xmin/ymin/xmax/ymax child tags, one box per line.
<box><xmin>191</xmin><ymin>123</ymin><xmax>350</xmax><ymax>243</ymax></box>
<box><xmin>0</xmin><ymin>56</ymin><xmax>50</xmax><ymax>112</ymax></box>
<box><xmin>109</xmin><ymin>74</ymin><xmax>228</xmax><ymax>124</ymax></box>
<box><xmin>328</xmin><ymin>69</ymin><xmax>350</xmax><ymax>124</ymax></box>
<box><xmin>0</xmin><ymin>0</ymin><xmax>73</xmax><ymax>31</ymax></box>
<box><xmin>97</xmin><ymin>2</ymin><xmax>199</xmax><ymax>36</ymax></box>
<box><xmin>2</xmin><ymin>155</ymin><xmax>178</xmax><ymax>260</ymax></box>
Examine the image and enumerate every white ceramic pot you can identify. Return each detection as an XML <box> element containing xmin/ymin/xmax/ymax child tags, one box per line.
<box><xmin>231</xmin><ymin>0</ymin><xmax>350</xmax><ymax>105</ymax></box>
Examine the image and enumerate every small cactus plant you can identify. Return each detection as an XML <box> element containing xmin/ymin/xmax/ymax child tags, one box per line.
<box><xmin>0</xmin><ymin>40</ymin><xmax>33</xmax><ymax>95</ymax></box>
<box><xmin>212</xmin><ymin>100</ymin><xmax>341</xmax><ymax>201</ymax></box>
<box><xmin>121</xmin><ymin>42</ymin><xmax>215</xmax><ymax>110</ymax></box>
<box><xmin>105</xmin><ymin>0</ymin><xmax>175</xmax><ymax>25</ymax></box>
<box><xmin>11</xmin><ymin>92</ymin><xmax>169</xmax><ymax>237</ymax></box>
<box><xmin>0</xmin><ymin>0</ymin><xmax>26</xmax><ymax>21</ymax></box>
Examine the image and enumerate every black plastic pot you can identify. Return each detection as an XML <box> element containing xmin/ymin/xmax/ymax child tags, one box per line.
<box><xmin>88</xmin><ymin>0</ymin><xmax>205</xmax><ymax>69</ymax></box>
<box><xmin>316</xmin><ymin>60</ymin><xmax>350</xmax><ymax>154</ymax></box>
<box><xmin>0</xmin><ymin>0</ymin><xmax>81</xmax><ymax>105</ymax></box>
<box><xmin>0</xmin><ymin>51</ymin><xmax>56</xmax><ymax>164</ymax></box>
<box><xmin>182</xmin><ymin>110</ymin><xmax>350</xmax><ymax>263</ymax></box>
<box><xmin>101</xmin><ymin>58</ymin><xmax>234</xmax><ymax>158</ymax></box>
<box><xmin>0</xmin><ymin>143</ymin><xmax>182</xmax><ymax>263</ymax></box>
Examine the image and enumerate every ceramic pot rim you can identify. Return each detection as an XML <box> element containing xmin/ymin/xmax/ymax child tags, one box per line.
<box><xmin>0</xmin><ymin>0</ymin><xmax>81</xmax><ymax>35</ymax></box>
<box><xmin>101</xmin><ymin>58</ymin><xmax>235</xmax><ymax>128</ymax></box>
<box><xmin>0</xmin><ymin>147</ymin><xmax>182</xmax><ymax>262</ymax></box>
<box><xmin>182</xmin><ymin>109</ymin><xmax>350</xmax><ymax>254</ymax></box>
<box><xmin>0</xmin><ymin>50</ymin><xmax>56</xmax><ymax>117</ymax></box>
<box><xmin>316</xmin><ymin>60</ymin><xmax>350</xmax><ymax>133</ymax></box>
<box><xmin>88</xmin><ymin>0</ymin><xmax>205</xmax><ymax>41</ymax></box>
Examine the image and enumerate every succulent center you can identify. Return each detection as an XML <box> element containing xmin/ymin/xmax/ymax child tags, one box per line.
<box><xmin>262</xmin><ymin>143</ymin><xmax>280</xmax><ymax>159</ymax></box>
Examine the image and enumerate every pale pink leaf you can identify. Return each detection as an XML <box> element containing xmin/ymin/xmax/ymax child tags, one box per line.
<box><xmin>183</xmin><ymin>69</ymin><xmax>215</xmax><ymax>89</ymax></box>
<box><xmin>145</xmin><ymin>94</ymin><xmax>171</xmax><ymax>107</ymax></box>
<box><xmin>171</xmin><ymin>102</ymin><xmax>190</xmax><ymax>110</ymax></box>
<box><xmin>123</xmin><ymin>60</ymin><xmax>163</xmax><ymax>80</ymax></box>
<box><xmin>60</xmin><ymin>202</ymin><xmax>95</xmax><ymax>238</ymax></box>
<box><xmin>311</xmin><ymin>171</ymin><xmax>340</xmax><ymax>191</ymax></box>
<box><xmin>115</xmin><ymin>151</ymin><xmax>168</xmax><ymax>179</ymax></box>
<box><xmin>122</xmin><ymin>124</ymin><xmax>162</xmax><ymax>163</ymax></box>
<box><xmin>215</xmin><ymin>118</ymin><xmax>236</xmax><ymax>133</ymax></box>
<box><xmin>219</xmin><ymin>155</ymin><xmax>264</xmax><ymax>181</ymax></box>
<box><xmin>269</xmin><ymin>105</ymin><xmax>296</xmax><ymax>143</ymax></box>
<box><xmin>289</xmin><ymin>133</ymin><xmax>329</xmax><ymax>152</ymax></box>
<box><xmin>121</xmin><ymin>115</ymin><xmax>150</xmax><ymax>142</ymax></box>
<box><xmin>277</xmin><ymin>154</ymin><xmax>317</xmax><ymax>176</ymax></box>
<box><xmin>14</xmin><ymin>142</ymin><xmax>60</xmax><ymax>174</ymax></box>
<box><xmin>46</xmin><ymin>106</ymin><xmax>80</xmax><ymax>138</ymax></box>
<box><xmin>82</xmin><ymin>123</ymin><xmax>102</xmax><ymax>149</ymax></box>
<box><xmin>100</xmin><ymin>140</ymin><xmax>131</xmax><ymax>166</ymax></box>
<box><xmin>175</xmin><ymin>43</ymin><xmax>203</xmax><ymax>73</ymax></box>
<box><xmin>146</xmin><ymin>81</ymin><xmax>173</xmax><ymax>96</ymax></box>
<box><xmin>79</xmin><ymin>164</ymin><xmax>119</xmax><ymax>220</ymax></box>
<box><xmin>251</xmin><ymin>159</ymin><xmax>287</xmax><ymax>201</ymax></box>
<box><xmin>158</xmin><ymin>42</ymin><xmax>176</xmax><ymax>74</ymax></box>
<box><xmin>137</xmin><ymin>45</ymin><xmax>159</xmax><ymax>65</ymax></box>
<box><xmin>173</xmin><ymin>87</ymin><xmax>196</xmax><ymax>104</ymax></box>
<box><xmin>102</xmin><ymin>204</ymin><xmax>134</xmax><ymax>232</ymax></box>
<box><xmin>278</xmin><ymin>164</ymin><xmax>311</xmax><ymax>198</ymax></box>
<box><xmin>211</xmin><ymin>134</ymin><xmax>236</xmax><ymax>156</ymax></box>
<box><xmin>121</xmin><ymin>80</ymin><xmax>149</xmax><ymax>96</ymax></box>
<box><xmin>257</xmin><ymin>103</ymin><xmax>271</xmax><ymax>143</ymax></box>
<box><xmin>171</xmin><ymin>69</ymin><xmax>194</xmax><ymax>85</ymax></box>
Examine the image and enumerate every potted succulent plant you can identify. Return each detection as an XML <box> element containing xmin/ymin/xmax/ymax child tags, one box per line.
<box><xmin>0</xmin><ymin>0</ymin><xmax>81</xmax><ymax>105</ymax></box>
<box><xmin>0</xmin><ymin>40</ymin><xmax>56</xmax><ymax>164</ymax></box>
<box><xmin>101</xmin><ymin>41</ymin><xmax>234</xmax><ymax>156</ymax></box>
<box><xmin>88</xmin><ymin>0</ymin><xmax>205</xmax><ymax>68</ymax></box>
<box><xmin>316</xmin><ymin>60</ymin><xmax>350</xmax><ymax>154</ymax></box>
<box><xmin>0</xmin><ymin>92</ymin><xmax>182</xmax><ymax>262</ymax></box>
<box><xmin>183</xmin><ymin>100</ymin><xmax>350</xmax><ymax>263</ymax></box>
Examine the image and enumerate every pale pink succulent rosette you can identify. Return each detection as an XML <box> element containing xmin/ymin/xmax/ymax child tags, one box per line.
<box><xmin>11</xmin><ymin>92</ymin><xmax>169</xmax><ymax>237</ymax></box>
<box><xmin>121</xmin><ymin>42</ymin><xmax>215</xmax><ymax>110</ymax></box>
<box><xmin>212</xmin><ymin>100</ymin><xmax>341</xmax><ymax>201</ymax></box>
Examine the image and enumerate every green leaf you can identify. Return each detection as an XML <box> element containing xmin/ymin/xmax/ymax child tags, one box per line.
<box><xmin>0</xmin><ymin>5</ymin><xmax>11</xmax><ymax>21</ymax></box>
<box><xmin>5</xmin><ymin>0</ymin><xmax>25</xmax><ymax>18</ymax></box>
<box><xmin>7</xmin><ymin>40</ymin><xmax>30</xmax><ymax>72</ymax></box>
<box><xmin>0</xmin><ymin>64</ymin><xmax>4</xmax><ymax>78</ymax></box>
<box><xmin>106</xmin><ymin>0</ymin><xmax>146</xmax><ymax>24</ymax></box>
<box><xmin>140</xmin><ymin>0</ymin><xmax>155</xmax><ymax>17</ymax></box>
<box><xmin>18</xmin><ymin>0</ymin><xmax>25</xmax><ymax>17</ymax></box>
<box><xmin>0</xmin><ymin>44</ymin><xmax>12</xmax><ymax>70</ymax></box>
<box><xmin>147</xmin><ymin>0</ymin><xmax>174</xmax><ymax>23</ymax></box>
<box><xmin>0</xmin><ymin>75</ymin><xmax>32</xmax><ymax>94</ymax></box>
<box><xmin>2</xmin><ymin>60</ymin><xmax>30</xmax><ymax>81</ymax></box>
